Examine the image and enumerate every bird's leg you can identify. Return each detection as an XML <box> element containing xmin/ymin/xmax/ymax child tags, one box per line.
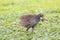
<box><xmin>32</xmin><ymin>26</ymin><xmax>35</xmax><ymax>33</ymax></box>
<box><xmin>26</xmin><ymin>27</ymin><xmax>30</xmax><ymax>32</ymax></box>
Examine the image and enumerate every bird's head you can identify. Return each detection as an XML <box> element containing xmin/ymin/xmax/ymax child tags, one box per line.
<box><xmin>38</xmin><ymin>13</ymin><xmax>44</xmax><ymax>21</ymax></box>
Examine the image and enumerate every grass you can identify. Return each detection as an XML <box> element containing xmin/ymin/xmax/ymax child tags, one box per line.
<box><xmin>0</xmin><ymin>0</ymin><xmax>60</xmax><ymax>40</ymax></box>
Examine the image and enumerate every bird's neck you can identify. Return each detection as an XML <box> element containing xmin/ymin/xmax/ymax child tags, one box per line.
<box><xmin>35</xmin><ymin>15</ymin><xmax>40</xmax><ymax>21</ymax></box>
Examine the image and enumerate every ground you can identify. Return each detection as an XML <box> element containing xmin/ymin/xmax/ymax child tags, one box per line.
<box><xmin>0</xmin><ymin>0</ymin><xmax>60</xmax><ymax>40</ymax></box>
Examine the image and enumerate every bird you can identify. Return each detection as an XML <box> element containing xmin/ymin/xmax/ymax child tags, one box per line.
<box><xmin>19</xmin><ymin>13</ymin><xmax>44</xmax><ymax>33</ymax></box>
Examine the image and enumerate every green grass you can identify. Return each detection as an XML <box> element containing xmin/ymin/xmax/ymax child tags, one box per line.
<box><xmin>0</xmin><ymin>0</ymin><xmax>60</xmax><ymax>40</ymax></box>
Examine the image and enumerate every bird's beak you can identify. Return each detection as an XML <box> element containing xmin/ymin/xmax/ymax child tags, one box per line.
<box><xmin>40</xmin><ymin>17</ymin><xmax>44</xmax><ymax>21</ymax></box>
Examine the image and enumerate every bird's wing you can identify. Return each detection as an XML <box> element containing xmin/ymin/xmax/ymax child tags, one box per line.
<box><xmin>20</xmin><ymin>14</ymin><xmax>33</xmax><ymax>21</ymax></box>
<box><xmin>19</xmin><ymin>15</ymin><xmax>33</xmax><ymax>26</ymax></box>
